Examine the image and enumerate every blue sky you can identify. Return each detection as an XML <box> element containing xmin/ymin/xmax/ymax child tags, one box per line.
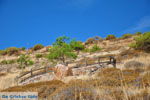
<box><xmin>0</xmin><ymin>0</ymin><xmax>150</xmax><ymax>49</ymax></box>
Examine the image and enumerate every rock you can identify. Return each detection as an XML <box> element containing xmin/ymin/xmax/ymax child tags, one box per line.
<box><xmin>72</xmin><ymin>65</ymin><xmax>99</xmax><ymax>76</ymax></box>
<box><xmin>124</xmin><ymin>60</ymin><xmax>145</xmax><ymax>68</ymax></box>
<box><xmin>54</xmin><ymin>64</ymin><xmax>72</xmax><ymax>79</ymax></box>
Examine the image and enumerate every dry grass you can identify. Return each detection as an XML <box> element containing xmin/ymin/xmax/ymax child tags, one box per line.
<box><xmin>1</xmin><ymin>67</ymin><xmax>150</xmax><ymax>100</ymax></box>
<box><xmin>2</xmin><ymin>80</ymin><xmax>64</xmax><ymax>99</ymax></box>
<box><xmin>1</xmin><ymin>51</ymin><xmax>150</xmax><ymax>100</ymax></box>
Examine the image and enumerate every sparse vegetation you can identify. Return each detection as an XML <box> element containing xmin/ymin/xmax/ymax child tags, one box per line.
<box><xmin>106</xmin><ymin>34</ymin><xmax>116</xmax><ymax>40</ymax></box>
<box><xmin>21</xmin><ymin>47</ymin><xmax>26</xmax><ymax>50</ymax></box>
<box><xmin>0</xmin><ymin>59</ymin><xmax>16</xmax><ymax>65</ymax></box>
<box><xmin>32</xmin><ymin>44</ymin><xmax>44</xmax><ymax>51</ymax></box>
<box><xmin>70</xmin><ymin>40</ymin><xmax>84</xmax><ymax>54</ymax></box>
<box><xmin>17</xmin><ymin>54</ymin><xmax>34</xmax><ymax>69</ymax></box>
<box><xmin>35</xmin><ymin>54</ymin><xmax>43</xmax><ymax>58</ymax></box>
<box><xmin>122</xmin><ymin>33</ymin><xmax>132</xmax><ymax>39</ymax></box>
<box><xmin>90</xmin><ymin>44</ymin><xmax>102</xmax><ymax>53</ymax></box>
<box><xmin>85</xmin><ymin>36</ymin><xmax>103</xmax><ymax>45</ymax></box>
<box><xmin>85</xmin><ymin>38</ymin><xmax>96</xmax><ymax>45</ymax></box>
<box><xmin>134</xmin><ymin>32</ymin><xmax>142</xmax><ymax>35</ymax></box>
<box><xmin>0</xmin><ymin>35</ymin><xmax>150</xmax><ymax>100</ymax></box>
<box><xmin>130</xmin><ymin>32</ymin><xmax>150</xmax><ymax>52</ymax></box>
<box><xmin>6</xmin><ymin>47</ymin><xmax>20</xmax><ymax>55</ymax></box>
<box><xmin>0</xmin><ymin>47</ymin><xmax>20</xmax><ymax>56</ymax></box>
<box><xmin>0</xmin><ymin>50</ymin><xmax>7</xmax><ymax>55</ymax></box>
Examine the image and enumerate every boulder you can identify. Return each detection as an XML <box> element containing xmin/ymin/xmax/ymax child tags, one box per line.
<box><xmin>54</xmin><ymin>64</ymin><xmax>72</xmax><ymax>79</ymax></box>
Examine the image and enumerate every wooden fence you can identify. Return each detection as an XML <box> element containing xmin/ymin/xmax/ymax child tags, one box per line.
<box><xmin>15</xmin><ymin>66</ymin><xmax>54</xmax><ymax>84</ymax></box>
<box><xmin>75</xmin><ymin>56</ymin><xmax>116</xmax><ymax>68</ymax></box>
<box><xmin>15</xmin><ymin>56</ymin><xmax>116</xmax><ymax>84</ymax></box>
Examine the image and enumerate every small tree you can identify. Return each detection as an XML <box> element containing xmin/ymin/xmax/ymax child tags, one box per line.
<box><xmin>106</xmin><ymin>35</ymin><xmax>116</xmax><ymax>40</ymax></box>
<box><xmin>53</xmin><ymin>36</ymin><xmax>70</xmax><ymax>46</ymax></box>
<box><xmin>70</xmin><ymin>40</ymin><xmax>84</xmax><ymax>54</ymax></box>
<box><xmin>48</xmin><ymin>36</ymin><xmax>77</xmax><ymax>64</ymax></box>
<box><xmin>47</xmin><ymin>44</ymin><xmax>77</xmax><ymax>64</ymax></box>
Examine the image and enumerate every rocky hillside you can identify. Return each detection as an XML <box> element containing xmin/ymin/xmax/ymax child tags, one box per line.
<box><xmin>0</xmin><ymin>33</ymin><xmax>150</xmax><ymax>100</ymax></box>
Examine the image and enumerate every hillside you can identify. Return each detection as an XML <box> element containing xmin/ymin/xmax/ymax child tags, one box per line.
<box><xmin>0</xmin><ymin>33</ymin><xmax>150</xmax><ymax>100</ymax></box>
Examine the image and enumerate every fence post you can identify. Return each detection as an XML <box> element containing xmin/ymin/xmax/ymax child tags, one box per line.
<box><xmin>31</xmin><ymin>69</ymin><xmax>33</xmax><ymax>76</ymax></box>
<box><xmin>45</xmin><ymin>67</ymin><xmax>47</xmax><ymax>73</ymax></box>
<box><xmin>85</xmin><ymin>59</ymin><xmax>88</xmax><ymax>66</ymax></box>
<box><xmin>113</xmin><ymin>58</ymin><xmax>116</xmax><ymax>68</ymax></box>
<box><xmin>98</xmin><ymin>57</ymin><xmax>101</xmax><ymax>65</ymax></box>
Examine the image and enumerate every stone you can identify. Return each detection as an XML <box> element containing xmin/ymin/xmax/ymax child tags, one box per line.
<box><xmin>54</xmin><ymin>64</ymin><xmax>72</xmax><ymax>79</ymax></box>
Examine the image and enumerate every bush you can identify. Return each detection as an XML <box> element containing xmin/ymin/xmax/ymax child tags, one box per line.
<box><xmin>0</xmin><ymin>50</ymin><xmax>7</xmax><ymax>55</ymax></box>
<box><xmin>0</xmin><ymin>47</ymin><xmax>20</xmax><ymax>56</ymax></box>
<box><xmin>94</xmin><ymin>36</ymin><xmax>103</xmax><ymax>41</ymax></box>
<box><xmin>90</xmin><ymin>45</ymin><xmax>102</xmax><ymax>53</ymax></box>
<box><xmin>106</xmin><ymin>34</ymin><xmax>116</xmax><ymax>40</ymax></box>
<box><xmin>32</xmin><ymin>44</ymin><xmax>44</xmax><ymax>51</ymax></box>
<box><xmin>21</xmin><ymin>47</ymin><xmax>26</xmax><ymax>50</ymax></box>
<box><xmin>27</xmin><ymin>60</ymin><xmax>34</xmax><ymax>65</ymax></box>
<box><xmin>124</xmin><ymin>60</ymin><xmax>144</xmax><ymax>68</ymax></box>
<box><xmin>17</xmin><ymin>54</ymin><xmax>34</xmax><ymax>69</ymax></box>
<box><xmin>122</xmin><ymin>33</ymin><xmax>132</xmax><ymax>39</ymax></box>
<box><xmin>0</xmin><ymin>59</ymin><xmax>16</xmax><ymax>65</ymax></box>
<box><xmin>70</xmin><ymin>40</ymin><xmax>85</xmax><ymax>54</ymax></box>
<box><xmin>130</xmin><ymin>32</ymin><xmax>150</xmax><ymax>52</ymax></box>
<box><xmin>85</xmin><ymin>38</ymin><xmax>96</xmax><ymax>45</ymax></box>
<box><xmin>0</xmin><ymin>60</ymin><xmax>8</xmax><ymax>64</ymax></box>
<box><xmin>134</xmin><ymin>32</ymin><xmax>142</xmax><ymax>35</ymax></box>
<box><xmin>35</xmin><ymin>54</ymin><xmax>43</xmax><ymax>58</ymax></box>
<box><xmin>5</xmin><ymin>47</ymin><xmax>20</xmax><ymax>55</ymax></box>
<box><xmin>85</xmin><ymin>36</ymin><xmax>103</xmax><ymax>45</ymax></box>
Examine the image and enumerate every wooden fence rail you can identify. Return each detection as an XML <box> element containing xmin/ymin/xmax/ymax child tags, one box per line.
<box><xmin>15</xmin><ymin>66</ymin><xmax>54</xmax><ymax>84</ymax></box>
<box><xmin>15</xmin><ymin>56</ymin><xmax>116</xmax><ymax>84</ymax></box>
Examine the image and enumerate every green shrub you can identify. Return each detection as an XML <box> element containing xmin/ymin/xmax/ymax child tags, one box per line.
<box><xmin>0</xmin><ymin>50</ymin><xmax>7</xmax><ymax>55</ymax></box>
<box><xmin>85</xmin><ymin>38</ymin><xmax>96</xmax><ymax>45</ymax></box>
<box><xmin>48</xmin><ymin>44</ymin><xmax>77</xmax><ymax>63</ymax></box>
<box><xmin>129</xmin><ymin>43</ymin><xmax>138</xmax><ymax>48</ymax></box>
<box><xmin>17</xmin><ymin>54</ymin><xmax>34</xmax><ymax>69</ymax></box>
<box><xmin>90</xmin><ymin>45</ymin><xmax>102</xmax><ymax>53</ymax></box>
<box><xmin>5</xmin><ymin>47</ymin><xmax>20</xmax><ymax>55</ymax></box>
<box><xmin>27</xmin><ymin>60</ymin><xmax>34</xmax><ymax>65</ymax></box>
<box><xmin>0</xmin><ymin>59</ymin><xmax>16</xmax><ymax>65</ymax></box>
<box><xmin>134</xmin><ymin>32</ymin><xmax>142</xmax><ymax>35</ymax></box>
<box><xmin>35</xmin><ymin>54</ymin><xmax>43</xmax><ymax>58</ymax></box>
<box><xmin>130</xmin><ymin>32</ymin><xmax>150</xmax><ymax>52</ymax></box>
<box><xmin>122</xmin><ymin>33</ymin><xmax>132</xmax><ymax>39</ymax></box>
<box><xmin>32</xmin><ymin>44</ymin><xmax>44</xmax><ymax>51</ymax></box>
<box><xmin>82</xmin><ymin>48</ymin><xmax>90</xmax><ymax>52</ymax></box>
<box><xmin>85</xmin><ymin>36</ymin><xmax>103</xmax><ymax>45</ymax></box>
<box><xmin>70</xmin><ymin>40</ymin><xmax>84</xmax><ymax>54</ymax></box>
<box><xmin>21</xmin><ymin>47</ymin><xmax>26</xmax><ymax>50</ymax></box>
<box><xmin>7</xmin><ymin>60</ymin><xmax>16</xmax><ymax>64</ymax></box>
<box><xmin>0</xmin><ymin>60</ymin><xmax>8</xmax><ymax>64</ymax></box>
<box><xmin>0</xmin><ymin>47</ymin><xmax>20</xmax><ymax>56</ymax></box>
<box><xmin>106</xmin><ymin>34</ymin><xmax>116</xmax><ymax>40</ymax></box>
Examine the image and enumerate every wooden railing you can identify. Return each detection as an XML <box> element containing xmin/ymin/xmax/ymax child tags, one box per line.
<box><xmin>75</xmin><ymin>56</ymin><xmax>116</xmax><ymax>68</ymax></box>
<box><xmin>15</xmin><ymin>66</ymin><xmax>54</xmax><ymax>84</ymax></box>
<box><xmin>15</xmin><ymin>56</ymin><xmax>116</xmax><ymax>84</ymax></box>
